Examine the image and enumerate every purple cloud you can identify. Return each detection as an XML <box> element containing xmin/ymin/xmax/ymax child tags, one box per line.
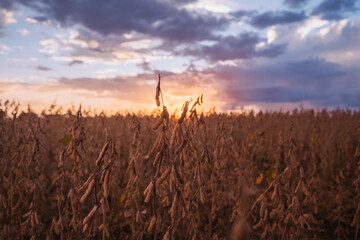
<box><xmin>283</xmin><ymin>0</ymin><xmax>309</xmax><ymax>8</ymax></box>
<box><xmin>67</xmin><ymin>60</ymin><xmax>83</xmax><ymax>66</ymax></box>
<box><xmin>35</xmin><ymin>65</ymin><xmax>51</xmax><ymax>71</ymax></box>
<box><xmin>16</xmin><ymin>0</ymin><xmax>228</xmax><ymax>43</ymax></box>
<box><xmin>183</xmin><ymin>33</ymin><xmax>286</xmax><ymax>61</ymax></box>
<box><xmin>0</xmin><ymin>0</ymin><xmax>13</xmax><ymax>9</ymax></box>
<box><xmin>312</xmin><ymin>0</ymin><xmax>358</xmax><ymax>19</ymax></box>
<box><xmin>227</xmin><ymin>86</ymin><xmax>328</xmax><ymax>103</ymax></box>
<box><xmin>249</xmin><ymin>11</ymin><xmax>307</xmax><ymax>29</ymax></box>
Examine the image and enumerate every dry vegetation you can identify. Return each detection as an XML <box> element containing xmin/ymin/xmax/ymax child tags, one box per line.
<box><xmin>1</xmin><ymin>76</ymin><xmax>360</xmax><ymax>239</ymax></box>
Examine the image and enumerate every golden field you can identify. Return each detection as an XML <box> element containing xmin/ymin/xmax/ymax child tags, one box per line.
<box><xmin>1</xmin><ymin>91</ymin><xmax>360</xmax><ymax>239</ymax></box>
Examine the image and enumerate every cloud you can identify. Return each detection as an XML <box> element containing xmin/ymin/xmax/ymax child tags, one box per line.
<box><xmin>58</xmin><ymin>77</ymin><xmax>131</xmax><ymax>93</ymax></box>
<box><xmin>6</xmin><ymin>57</ymin><xmax>38</xmax><ymax>62</ymax></box>
<box><xmin>39</xmin><ymin>38</ymin><xmax>62</xmax><ymax>54</ymax></box>
<box><xmin>1</xmin><ymin>9</ymin><xmax>16</xmax><ymax>24</ymax></box>
<box><xmin>67</xmin><ymin>60</ymin><xmax>83</xmax><ymax>66</ymax></box>
<box><xmin>137</xmin><ymin>60</ymin><xmax>152</xmax><ymax>71</ymax></box>
<box><xmin>207</xmin><ymin>57</ymin><xmax>355</xmax><ymax>109</ymax></box>
<box><xmin>183</xmin><ymin>33</ymin><xmax>286</xmax><ymax>61</ymax></box>
<box><xmin>283</xmin><ymin>0</ymin><xmax>309</xmax><ymax>8</ymax></box>
<box><xmin>37</xmin><ymin>31</ymin><xmax>147</xmax><ymax>64</ymax></box>
<box><xmin>1</xmin><ymin>0</ymin><xmax>359</xmax><ymax>112</ymax></box>
<box><xmin>35</xmin><ymin>65</ymin><xmax>51</xmax><ymax>71</ymax></box>
<box><xmin>53</xmin><ymin>59</ymin><xmax>357</xmax><ymax>110</ymax></box>
<box><xmin>1</xmin><ymin>58</ymin><xmax>359</xmax><ymax>112</ymax></box>
<box><xmin>0</xmin><ymin>0</ymin><xmax>14</xmax><ymax>9</ymax></box>
<box><xmin>249</xmin><ymin>10</ymin><xmax>307</xmax><ymax>29</ymax></box>
<box><xmin>17</xmin><ymin>0</ymin><xmax>228</xmax><ymax>43</ymax></box>
<box><xmin>230</xmin><ymin>10</ymin><xmax>307</xmax><ymax>29</ymax></box>
<box><xmin>312</xmin><ymin>0</ymin><xmax>358</xmax><ymax>20</ymax></box>
<box><xmin>218</xmin><ymin>58</ymin><xmax>344</xmax><ymax>88</ymax></box>
<box><xmin>269</xmin><ymin>58</ymin><xmax>345</xmax><ymax>89</ymax></box>
<box><xmin>227</xmin><ymin>86</ymin><xmax>328</xmax><ymax>103</ymax></box>
<box><xmin>161</xmin><ymin>0</ymin><xmax>197</xmax><ymax>6</ymax></box>
<box><xmin>43</xmin><ymin>69</ymin><xmax>219</xmax><ymax>107</ymax></box>
<box><xmin>0</xmin><ymin>9</ymin><xmax>17</xmax><ymax>32</ymax></box>
<box><xmin>295</xmin><ymin>17</ymin><xmax>329</xmax><ymax>38</ymax></box>
<box><xmin>35</xmin><ymin>28</ymin><xmax>167</xmax><ymax>64</ymax></box>
<box><xmin>273</xmin><ymin>18</ymin><xmax>360</xmax><ymax>65</ymax></box>
<box><xmin>25</xmin><ymin>16</ymin><xmax>52</xmax><ymax>25</ymax></box>
<box><xmin>182</xmin><ymin>0</ymin><xmax>231</xmax><ymax>13</ymax></box>
<box><xmin>0</xmin><ymin>44</ymin><xmax>10</xmax><ymax>54</ymax></box>
<box><xmin>10</xmin><ymin>0</ymin><xmax>313</xmax><ymax>65</ymax></box>
<box><xmin>230</xmin><ymin>10</ymin><xmax>251</xmax><ymax>19</ymax></box>
<box><xmin>18</xmin><ymin>28</ymin><xmax>30</xmax><ymax>36</ymax></box>
<box><xmin>337</xmin><ymin>93</ymin><xmax>360</xmax><ymax>108</ymax></box>
<box><xmin>54</xmin><ymin>73</ymin><xmax>201</xmax><ymax>104</ymax></box>
<box><xmin>0</xmin><ymin>68</ymin><xmax>220</xmax><ymax>112</ymax></box>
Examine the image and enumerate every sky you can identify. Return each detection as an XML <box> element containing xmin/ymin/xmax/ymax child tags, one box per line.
<box><xmin>0</xmin><ymin>0</ymin><xmax>359</xmax><ymax>114</ymax></box>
